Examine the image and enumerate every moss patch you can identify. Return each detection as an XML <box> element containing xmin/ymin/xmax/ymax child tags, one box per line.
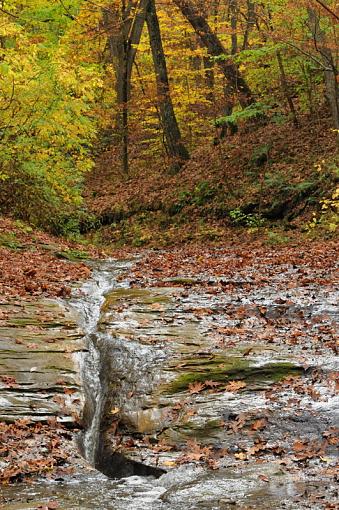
<box><xmin>0</xmin><ymin>233</ymin><xmax>23</xmax><ymax>250</ymax></box>
<box><xmin>102</xmin><ymin>288</ymin><xmax>171</xmax><ymax>311</ymax></box>
<box><xmin>55</xmin><ymin>249</ymin><xmax>89</xmax><ymax>261</ymax></box>
<box><xmin>163</xmin><ymin>356</ymin><xmax>303</xmax><ymax>394</ymax></box>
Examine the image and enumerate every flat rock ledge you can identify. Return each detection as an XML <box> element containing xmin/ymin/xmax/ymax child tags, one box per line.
<box><xmin>0</xmin><ymin>299</ymin><xmax>84</xmax><ymax>425</ymax></box>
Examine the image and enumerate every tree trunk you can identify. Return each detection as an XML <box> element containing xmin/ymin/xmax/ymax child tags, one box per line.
<box><xmin>191</xmin><ymin>7</ymin><xmax>215</xmax><ymax>103</ymax></box>
<box><xmin>229</xmin><ymin>0</ymin><xmax>238</xmax><ymax>55</ymax></box>
<box><xmin>146</xmin><ymin>0</ymin><xmax>190</xmax><ymax>172</ymax></box>
<box><xmin>203</xmin><ymin>55</ymin><xmax>215</xmax><ymax>102</ymax></box>
<box><xmin>103</xmin><ymin>0</ymin><xmax>149</xmax><ymax>174</ymax></box>
<box><xmin>173</xmin><ymin>0</ymin><xmax>255</xmax><ymax>108</ymax></box>
<box><xmin>242</xmin><ymin>1</ymin><xmax>255</xmax><ymax>50</ymax></box>
<box><xmin>308</xmin><ymin>8</ymin><xmax>339</xmax><ymax>130</ymax></box>
<box><xmin>276</xmin><ymin>50</ymin><xmax>299</xmax><ymax>127</ymax></box>
<box><xmin>118</xmin><ymin>1</ymin><xmax>129</xmax><ymax>175</ymax></box>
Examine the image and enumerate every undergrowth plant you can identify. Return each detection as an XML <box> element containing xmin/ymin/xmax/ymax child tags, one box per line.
<box><xmin>308</xmin><ymin>187</ymin><xmax>339</xmax><ymax>234</ymax></box>
<box><xmin>229</xmin><ymin>208</ymin><xmax>265</xmax><ymax>229</ymax></box>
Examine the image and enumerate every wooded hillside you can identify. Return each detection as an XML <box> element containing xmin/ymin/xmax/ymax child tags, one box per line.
<box><xmin>0</xmin><ymin>0</ymin><xmax>337</xmax><ymax>241</ymax></box>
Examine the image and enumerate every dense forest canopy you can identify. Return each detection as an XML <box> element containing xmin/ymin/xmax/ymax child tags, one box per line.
<box><xmin>0</xmin><ymin>0</ymin><xmax>337</xmax><ymax>233</ymax></box>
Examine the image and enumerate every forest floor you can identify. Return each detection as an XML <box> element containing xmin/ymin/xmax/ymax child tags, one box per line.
<box><xmin>0</xmin><ymin>217</ymin><xmax>99</xmax><ymax>300</ymax></box>
<box><xmin>85</xmin><ymin>113</ymin><xmax>338</xmax><ymax>248</ymax></box>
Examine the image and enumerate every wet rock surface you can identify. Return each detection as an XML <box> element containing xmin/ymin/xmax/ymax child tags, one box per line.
<box><xmin>1</xmin><ymin>460</ymin><xmax>337</xmax><ymax>509</ymax></box>
<box><xmin>0</xmin><ymin>299</ymin><xmax>87</xmax><ymax>488</ymax></box>
<box><xmin>98</xmin><ymin>281</ymin><xmax>337</xmax><ymax>466</ymax></box>
<box><xmin>1</xmin><ymin>249</ymin><xmax>338</xmax><ymax>509</ymax></box>
<box><xmin>0</xmin><ymin>300</ymin><xmax>84</xmax><ymax>424</ymax></box>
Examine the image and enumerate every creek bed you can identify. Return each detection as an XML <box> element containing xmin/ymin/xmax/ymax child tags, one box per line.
<box><xmin>1</xmin><ymin>257</ymin><xmax>338</xmax><ymax>509</ymax></box>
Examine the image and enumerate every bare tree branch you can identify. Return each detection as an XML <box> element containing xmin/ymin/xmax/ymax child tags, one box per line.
<box><xmin>0</xmin><ymin>6</ymin><xmax>18</xmax><ymax>18</ymax></box>
<box><xmin>312</xmin><ymin>0</ymin><xmax>339</xmax><ymax>21</ymax></box>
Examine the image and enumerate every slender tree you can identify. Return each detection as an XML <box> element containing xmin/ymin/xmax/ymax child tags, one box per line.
<box><xmin>229</xmin><ymin>0</ymin><xmax>238</xmax><ymax>55</ymax></box>
<box><xmin>276</xmin><ymin>50</ymin><xmax>299</xmax><ymax>127</ymax></box>
<box><xmin>146</xmin><ymin>0</ymin><xmax>190</xmax><ymax>172</ymax></box>
<box><xmin>172</xmin><ymin>0</ymin><xmax>255</xmax><ymax>108</ymax></box>
<box><xmin>104</xmin><ymin>0</ymin><xmax>149</xmax><ymax>174</ymax></box>
<box><xmin>307</xmin><ymin>7</ymin><xmax>339</xmax><ymax>131</ymax></box>
<box><xmin>242</xmin><ymin>1</ymin><xmax>255</xmax><ymax>50</ymax></box>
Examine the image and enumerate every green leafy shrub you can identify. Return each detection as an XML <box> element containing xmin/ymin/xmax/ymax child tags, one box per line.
<box><xmin>174</xmin><ymin>181</ymin><xmax>217</xmax><ymax>212</ymax></box>
<box><xmin>266</xmin><ymin>231</ymin><xmax>291</xmax><ymax>245</ymax></box>
<box><xmin>308</xmin><ymin>186</ymin><xmax>339</xmax><ymax>234</ymax></box>
<box><xmin>0</xmin><ymin>232</ymin><xmax>23</xmax><ymax>250</ymax></box>
<box><xmin>215</xmin><ymin>103</ymin><xmax>271</xmax><ymax>128</ymax></box>
<box><xmin>229</xmin><ymin>208</ymin><xmax>265</xmax><ymax>228</ymax></box>
<box><xmin>0</xmin><ymin>1</ymin><xmax>101</xmax><ymax>230</ymax></box>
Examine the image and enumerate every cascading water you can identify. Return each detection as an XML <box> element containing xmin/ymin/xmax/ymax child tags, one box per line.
<box><xmin>67</xmin><ymin>259</ymin><xmax>132</xmax><ymax>466</ymax></box>
<box><xmin>67</xmin><ymin>259</ymin><xmax>164</xmax><ymax>478</ymax></box>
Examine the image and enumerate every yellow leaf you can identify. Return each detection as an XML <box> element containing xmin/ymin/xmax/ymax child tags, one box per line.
<box><xmin>162</xmin><ymin>461</ymin><xmax>176</xmax><ymax>467</ymax></box>
<box><xmin>110</xmin><ymin>407</ymin><xmax>120</xmax><ymax>415</ymax></box>
<box><xmin>235</xmin><ymin>452</ymin><xmax>247</xmax><ymax>460</ymax></box>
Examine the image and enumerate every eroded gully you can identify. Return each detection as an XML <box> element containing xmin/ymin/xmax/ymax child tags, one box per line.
<box><xmin>1</xmin><ymin>256</ymin><xmax>338</xmax><ymax>509</ymax></box>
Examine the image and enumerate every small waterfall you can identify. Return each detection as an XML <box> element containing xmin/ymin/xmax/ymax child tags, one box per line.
<box><xmin>66</xmin><ymin>259</ymin><xmax>165</xmax><ymax>478</ymax></box>
<box><xmin>80</xmin><ymin>333</ymin><xmax>105</xmax><ymax>464</ymax></box>
<box><xmin>67</xmin><ymin>259</ymin><xmax>131</xmax><ymax>465</ymax></box>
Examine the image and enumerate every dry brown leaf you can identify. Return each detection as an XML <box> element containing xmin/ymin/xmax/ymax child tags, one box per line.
<box><xmin>251</xmin><ymin>418</ymin><xmax>267</xmax><ymax>431</ymax></box>
<box><xmin>205</xmin><ymin>380</ymin><xmax>222</xmax><ymax>388</ymax></box>
<box><xmin>258</xmin><ymin>474</ymin><xmax>269</xmax><ymax>482</ymax></box>
<box><xmin>225</xmin><ymin>380</ymin><xmax>247</xmax><ymax>392</ymax></box>
<box><xmin>110</xmin><ymin>407</ymin><xmax>120</xmax><ymax>415</ymax></box>
<box><xmin>234</xmin><ymin>452</ymin><xmax>247</xmax><ymax>460</ymax></box>
<box><xmin>188</xmin><ymin>381</ymin><xmax>206</xmax><ymax>394</ymax></box>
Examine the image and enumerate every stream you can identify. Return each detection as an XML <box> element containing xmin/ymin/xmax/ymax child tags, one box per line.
<box><xmin>1</xmin><ymin>257</ymin><xmax>338</xmax><ymax>509</ymax></box>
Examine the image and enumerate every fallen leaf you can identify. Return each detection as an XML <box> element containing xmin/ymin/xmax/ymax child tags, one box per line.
<box><xmin>259</xmin><ymin>474</ymin><xmax>269</xmax><ymax>482</ymax></box>
<box><xmin>163</xmin><ymin>460</ymin><xmax>176</xmax><ymax>467</ymax></box>
<box><xmin>64</xmin><ymin>388</ymin><xmax>76</xmax><ymax>395</ymax></box>
<box><xmin>293</xmin><ymin>440</ymin><xmax>306</xmax><ymax>452</ymax></box>
<box><xmin>251</xmin><ymin>418</ymin><xmax>267</xmax><ymax>431</ymax></box>
<box><xmin>234</xmin><ymin>452</ymin><xmax>247</xmax><ymax>460</ymax></box>
<box><xmin>27</xmin><ymin>343</ymin><xmax>39</xmax><ymax>349</ymax></box>
<box><xmin>0</xmin><ymin>375</ymin><xmax>18</xmax><ymax>388</ymax></box>
<box><xmin>188</xmin><ymin>381</ymin><xmax>206</xmax><ymax>394</ymax></box>
<box><xmin>225</xmin><ymin>380</ymin><xmax>247</xmax><ymax>392</ymax></box>
<box><xmin>205</xmin><ymin>380</ymin><xmax>222</xmax><ymax>388</ymax></box>
<box><xmin>110</xmin><ymin>407</ymin><xmax>120</xmax><ymax>415</ymax></box>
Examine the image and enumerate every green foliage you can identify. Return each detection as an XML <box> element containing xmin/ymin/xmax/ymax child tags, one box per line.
<box><xmin>0</xmin><ymin>0</ymin><xmax>102</xmax><ymax>229</ymax></box>
<box><xmin>250</xmin><ymin>144</ymin><xmax>272</xmax><ymax>168</ymax></box>
<box><xmin>196</xmin><ymin>221</ymin><xmax>224</xmax><ymax>241</ymax></box>
<box><xmin>215</xmin><ymin>103</ymin><xmax>271</xmax><ymax>128</ymax></box>
<box><xmin>0</xmin><ymin>232</ymin><xmax>23</xmax><ymax>250</ymax></box>
<box><xmin>266</xmin><ymin>230</ymin><xmax>291</xmax><ymax>245</ymax></box>
<box><xmin>13</xmin><ymin>220</ymin><xmax>33</xmax><ymax>234</ymax></box>
<box><xmin>56</xmin><ymin>249</ymin><xmax>89</xmax><ymax>261</ymax></box>
<box><xmin>130</xmin><ymin>224</ymin><xmax>152</xmax><ymax>247</ymax></box>
<box><xmin>229</xmin><ymin>208</ymin><xmax>265</xmax><ymax>228</ymax></box>
<box><xmin>264</xmin><ymin>174</ymin><xmax>316</xmax><ymax>196</ymax></box>
<box><xmin>51</xmin><ymin>210</ymin><xmax>99</xmax><ymax>240</ymax></box>
<box><xmin>175</xmin><ymin>182</ymin><xmax>217</xmax><ymax>211</ymax></box>
<box><xmin>308</xmin><ymin>186</ymin><xmax>339</xmax><ymax>234</ymax></box>
<box><xmin>214</xmin><ymin>44</ymin><xmax>283</xmax><ymax>64</ymax></box>
<box><xmin>0</xmin><ymin>0</ymin><xmax>336</xmax><ymax>242</ymax></box>
<box><xmin>263</xmin><ymin>172</ymin><xmax>288</xmax><ymax>189</ymax></box>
